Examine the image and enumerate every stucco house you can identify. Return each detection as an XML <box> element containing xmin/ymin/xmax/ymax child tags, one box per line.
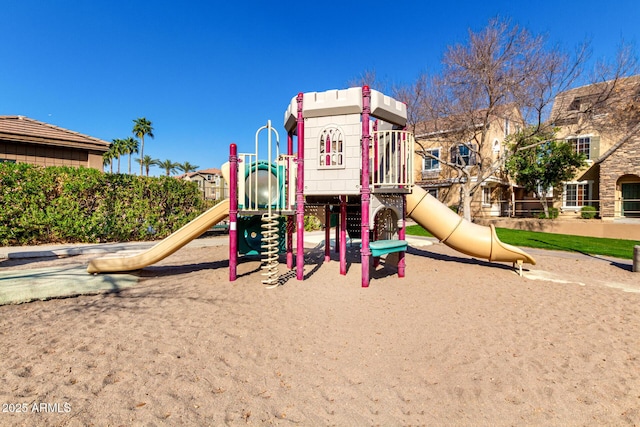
<box><xmin>177</xmin><ymin>167</ymin><xmax>227</xmax><ymax>200</ymax></box>
<box><xmin>0</xmin><ymin>115</ymin><xmax>110</xmax><ymax>170</ymax></box>
<box><xmin>413</xmin><ymin>105</ymin><xmax>524</xmax><ymax>218</ymax></box>
<box><xmin>549</xmin><ymin>75</ymin><xmax>640</xmax><ymax>219</ymax></box>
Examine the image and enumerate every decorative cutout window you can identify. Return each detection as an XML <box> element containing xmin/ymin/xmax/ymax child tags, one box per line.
<box><xmin>318</xmin><ymin>126</ymin><xmax>345</xmax><ymax>169</ymax></box>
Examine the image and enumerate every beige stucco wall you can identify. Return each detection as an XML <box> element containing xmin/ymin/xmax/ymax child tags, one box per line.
<box><xmin>413</xmin><ymin>112</ymin><xmax>520</xmax><ymax>219</ymax></box>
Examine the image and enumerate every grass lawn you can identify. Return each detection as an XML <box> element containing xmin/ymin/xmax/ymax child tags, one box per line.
<box><xmin>405</xmin><ymin>224</ymin><xmax>640</xmax><ymax>260</ymax></box>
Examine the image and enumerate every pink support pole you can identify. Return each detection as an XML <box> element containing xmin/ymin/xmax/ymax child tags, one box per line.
<box><xmin>398</xmin><ymin>125</ymin><xmax>407</xmax><ymax>278</ymax></box>
<box><xmin>340</xmin><ymin>196</ymin><xmax>347</xmax><ymax>275</ymax></box>
<box><xmin>295</xmin><ymin>93</ymin><xmax>305</xmax><ymax>280</ymax></box>
<box><xmin>229</xmin><ymin>143</ymin><xmax>238</xmax><ymax>281</ymax></box>
<box><xmin>286</xmin><ymin>132</ymin><xmax>294</xmax><ymax>270</ymax></box>
<box><xmin>324</xmin><ymin>205</ymin><xmax>330</xmax><ymax>262</ymax></box>
<box><xmin>361</xmin><ymin>86</ymin><xmax>372</xmax><ymax>287</ymax></box>
<box><xmin>373</xmin><ymin>120</ymin><xmax>378</xmax><ymax>184</ymax></box>
<box><xmin>334</xmin><ymin>214</ymin><xmax>339</xmax><ymax>253</ymax></box>
<box><xmin>373</xmin><ymin>211</ymin><xmax>380</xmax><ymax>268</ymax></box>
<box><xmin>398</xmin><ymin>195</ymin><xmax>406</xmax><ymax>278</ymax></box>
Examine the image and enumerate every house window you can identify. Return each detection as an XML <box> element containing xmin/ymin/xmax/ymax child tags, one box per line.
<box><xmin>504</xmin><ymin>118</ymin><xmax>510</xmax><ymax>137</ymax></box>
<box><xmin>482</xmin><ymin>187</ymin><xmax>492</xmax><ymax>206</ymax></box>
<box><xmin>568</xmin><ymin>136</ymin><xmax>591</xmax><ymax>159</ymax></box>
<box><xmin>564</xmin><ymin>182</ymin><xmax>589</xmax><ymax>207</ymax></box>
<box><xmin>422</xmin><ymin>148</ymin><xmax>440</xmax><ymax>170</ymax></box>
<box><xmin>451</xmin><ymin>143</ymin><xmax>476</xmax><ymax>166</ymax></box>
<box><xmin>426</xmin><ymin>188</ymin><xmax>439</xmax><ymax>198</ymax></box>
<box><xmin>319</xmin><ymin>126</ymin><xmax>344</xmax><ymax>168</ymax></box>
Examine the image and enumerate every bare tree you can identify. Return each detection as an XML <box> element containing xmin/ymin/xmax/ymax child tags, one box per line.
<box><xmin>396</xmin><ymin>18</ymin><xmax>595</xmax><ymax>220</ymax></box>
<box><xmin>550</xmin><ymin>42</ymin><xmax>640</xmax><ymax>136</ymax></box>
<box><xmin>392</xmin><ymin>74</ymin><xmax>429</xmax><ymax>134</ymax></box>
<box><xmin>347</xmin><ymin>68</ymin><xmax>388</xmax><ymax>93</ymax></box>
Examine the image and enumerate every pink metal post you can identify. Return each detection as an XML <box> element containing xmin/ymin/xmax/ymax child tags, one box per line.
<box><xmin>373</xmin><ymin>218</ymin><xmax>380</xmax><ymax>268</ymax></box>
<box><xmin>324</xmin><ymin>206</ymin><xmax>331</xmax><ymax>262</ymax></box>
<box><xmin>361</xmin><ymin>86</ymin><xmax>372</xmax><ymax>287</ymax></box>
<box><xmin>295</xmin><ymin>93</ymin><xmax>305</xmax><ymax>280</ymax></box>
<box><xmin>334</xmin><ymin>213</ymin><xmax>339</xmax><ymax>253</ymax></box>
<box><xmin>229</xmin><ymin>143</ymin><xmax>238</xmax><ymax>281</ymax></box>
<box><xmin>340</xmin><ymin>196</ymin><xmax>347</xmax><ymax>275</ymax></box>
<box><xmin>373</xmin><ymin>120</ymin><xmax>378</xmax><ymax>184</ymax></box>
<box><xmin>398</xmin><ymin>127</ymin><xmax>407</xmax><ymax>278</ymax></box>
<box><xmin>398</xmin><ymin>195</ymin><xmax>406</xmax><ymax>278</ymax></box>
<box><xmin>286</xmin><ymin>132</ymin><xmax>294</xmax><ymax>270</ymax></box>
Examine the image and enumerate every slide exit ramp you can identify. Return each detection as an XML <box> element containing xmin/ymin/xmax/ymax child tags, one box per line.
<box><xmin>87</xmin><ymin>199</ymin><xmax>230</xmax><ymax>274</ymax></box>
<box><xmin>406</xmin><ymin>187</ymin><xmax>535</xmax><ymax>266</ymax></box>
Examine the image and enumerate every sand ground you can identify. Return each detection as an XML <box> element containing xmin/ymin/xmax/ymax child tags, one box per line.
<box><xmin>1</xmin><ymin>240</ymin><xmax>639</xmax><ymax>426</ymax></box>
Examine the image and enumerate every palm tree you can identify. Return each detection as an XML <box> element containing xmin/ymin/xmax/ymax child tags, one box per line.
<box><xmin>156</xmin><ymin>159</ymin><xmax>179</xmax><ymax>176</ymax></box>
<box><xmin>111</xmin><ymin>138</ymin><xmax>126</xmax><ymax>173</ymax></box>
<box><xmin>132</xmin><ymin>117</ymin><xmax>154</xmax><ymax>176</ymax></box>
<box><xmin>178</xmin><ymin>161</ymin><xmax>200</xmax><ymax>174</ymax></box>
<box><xmin>102</xmin><ymin>150</ymin><xmax>114</xmax><ymax>173</ymax></box>
<box><xmin>135</xmin><ymin>155</ymin><xmax>158</xmax><ymax>177</ymax></box>
<box><xmin>121</xmin><ymin>137</ymin><xmax>139</xmax><ymax>174</ymax></box>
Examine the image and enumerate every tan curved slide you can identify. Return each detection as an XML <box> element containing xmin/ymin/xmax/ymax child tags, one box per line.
<box><xmin>87</xmin><ymin>199</ymin><xmax>230</xmax><ymax>274</ymax></box>
<box><xmin>406</xmin><ymin>187</ymin><xmax>535</xmax><ymax>265</ymax></box>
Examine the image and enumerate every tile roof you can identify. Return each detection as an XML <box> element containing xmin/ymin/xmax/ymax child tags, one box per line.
<box><xmin>550</xmin><ymin>74</ymin><xmax>640</xmax><ymax>124</ymax></box>
<box><xmin>0</xmin><ymin>115</ymin><xmax>110</xmax><ymax>151</ymax></box>
<box><xmin>198</xmin><ymin>167</ymin><xmax>222</xmax><ymax>175</ymax></box>
<box><xmin>176</xmin><ymin>169</ymin><xmax>223</xmax><ymax>180</ymax></box>
<box><xmin>414</xmin><ymin>104</ymin><xmax>520</xmax><ymax>138</ymax></box>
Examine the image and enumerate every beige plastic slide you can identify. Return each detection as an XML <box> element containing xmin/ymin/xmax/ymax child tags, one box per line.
<box><xmin>406</xmin><ymin>187</ymin><xmax>536</xmax><ymax>265</ymax></box>
<box><xmin>87</xmin><ymin>199</ymin><xmax>230</xmax><ymax>274</ymax></box>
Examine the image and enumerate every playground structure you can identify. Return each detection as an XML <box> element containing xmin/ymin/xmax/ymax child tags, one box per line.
<box><xmin>87</xmin><ymin>86</ymin><xmax>535</xmax><ymax>286</ymax></box>
<box><xmin>225</xmin><ymin>85</ymin><xmax>535</xmax><ymax>286</ymax></box>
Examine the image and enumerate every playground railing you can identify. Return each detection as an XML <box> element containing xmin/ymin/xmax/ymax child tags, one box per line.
<box><xmin>371</xmin><ymin>130</ymin><xmax>414</xmax><ymax>191</ymax></box>
<box><xmin>237</xmin><ymin>153</ymin><xmax>295</xmax><ymax>213</ymax></box>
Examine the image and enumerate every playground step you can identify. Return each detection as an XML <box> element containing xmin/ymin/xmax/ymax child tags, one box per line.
<box><xmin>368</xmin><ymin>239</ymin><xmax>408</xmax><ymax>257</ymax></box>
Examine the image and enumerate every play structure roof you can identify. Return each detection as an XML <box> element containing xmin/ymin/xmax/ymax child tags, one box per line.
<box><xmin>284</xmin><ymin>87</ymin><xmax>407</xmax><ymax>132</ymax></box>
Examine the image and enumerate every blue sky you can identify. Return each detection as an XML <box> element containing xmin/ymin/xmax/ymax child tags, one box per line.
<box><xmin>1</xmin><ymin>0</ymin><xmax>638</xmax><ymax>175</ymax></box>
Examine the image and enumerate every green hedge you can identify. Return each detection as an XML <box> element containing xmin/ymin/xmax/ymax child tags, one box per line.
<box><xmin>0</xmin><ymin>163</ymin><xmax>206</xmax><ymax>245</ymax></box>
<box><xmin>580</xmin><ymin>205</ymin><xmax>597</xmax><ymax>219</ymax></box>
<box><xmin>537</xmin><ymin>207</ymin><xmax>559</xmax><ymax>219</ymax></box>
